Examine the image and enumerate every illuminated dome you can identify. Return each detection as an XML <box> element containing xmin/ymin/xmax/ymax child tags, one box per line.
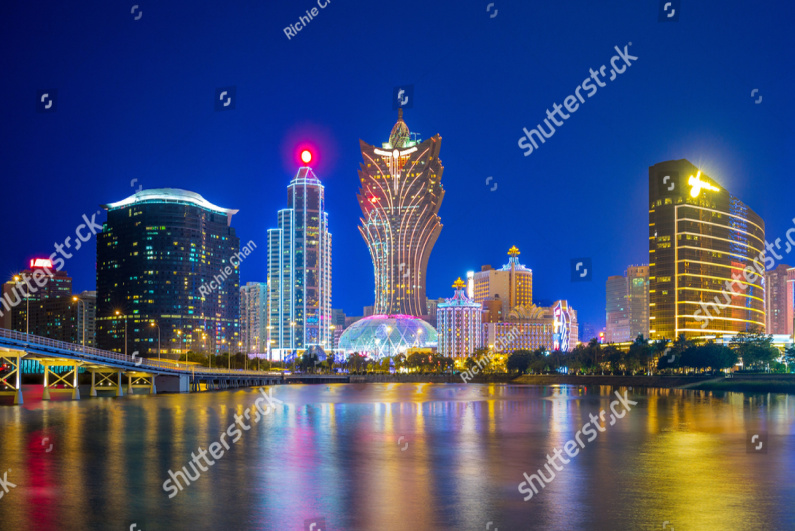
<box><xmin>388</xmin><ymin>109</ymin><xmax>411</xmax><ymax>148</ymax></box>
<box><xmin>338</xmin><ymin>315</ymin><xmax>437</xmax><ymax>359</ymax></box>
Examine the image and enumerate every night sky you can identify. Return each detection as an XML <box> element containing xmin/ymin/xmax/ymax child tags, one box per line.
<box><xmin>2</xmin><ymin>0</ymin><xmax>793</xmax><ymax>331</ymax></box>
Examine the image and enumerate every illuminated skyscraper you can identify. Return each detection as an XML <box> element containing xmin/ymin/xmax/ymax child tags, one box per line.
<box><xmin>473</xmin><ymin>246</ymin><xmax>533</xmax><ymax>316</ymax></box>
<box><xmin>240</xmin><ymin>282</ymin><xmax>267</xmax><ymax>355</ymax></box>
<box><xmin>267</xmin><ymin>159</ymin><xmax>332</xmax><ymax>355</ymax></box>
<box><xmin>648</xmin><ymin>160</ymin><xmax>765</xmax><ymax>341</ymax></box>
<box><xmin>97</xmin><ymin>189</ymin><xmax>241</xmax><ymax>358</ymax></box>
<box><xmin>437</xmin><ymin>278</ymin><xmax>483</xmax><ymax>358</ymax></box>
<box><xmin>605</xmin><ymin>265</ymin><xmax>649</xmax><ymax>343</ymax></box>
<box><xmin>357</xmin><ymin>109</ymin><xmax>444</xmax><ymax>316</ymax></box>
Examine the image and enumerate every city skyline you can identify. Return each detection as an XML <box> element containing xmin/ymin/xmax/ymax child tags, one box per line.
<box><xmin>2</xmin><ymin>1</ymin><xmax>792</xmax><ymax>331</ymax></box>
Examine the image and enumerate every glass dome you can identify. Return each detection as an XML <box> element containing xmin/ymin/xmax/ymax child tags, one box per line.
<box><xmin>338</xmin><ymin>314</ymin><xmax>437</xmax><ymax>359</ymax></box>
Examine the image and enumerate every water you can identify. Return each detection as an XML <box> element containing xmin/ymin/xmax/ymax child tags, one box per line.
<box><xmin>1</xmin><ymin>383</ymin><xmax>793</xmax><ymax>530</ymax></box>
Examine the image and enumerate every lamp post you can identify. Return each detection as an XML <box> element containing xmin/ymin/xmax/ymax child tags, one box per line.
<box><xmin>72</xmin><ymin>296</ymin><xmax>86</xmax><ymax>348</ymax></box>
<box><xmin>13</xmin><ymin>276</ymin><xmax>30</xmax><ymax>336</ymax></box>
<box><xmin>115</xmin><ymin>310</ymin><xmax>127</xmax><ymax>357</ymax></box>
<box><xmin>150</xmin><ymin>321</ymin><xmax>161</xmax><ymax>361</ymax></box>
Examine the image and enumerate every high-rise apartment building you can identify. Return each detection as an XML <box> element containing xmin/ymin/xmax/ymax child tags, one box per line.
<box><xmin>765</xmin><ymin>264</ymin><xmax>793</xmax><ymax>335</ymax></box>
<box><xmin>1</xmin><ymin>259</ymin><xmax>78</xmax><ymax>343</ymax></box>
<box><xmin>97</xmin><ymin>189</ymin><xmax>241</xmax><ymax>358</ymax></box>
<box><xmin>605</xmin><ymin>265</ymin><xmax>650</xmax><ymax>343</ymax></box>
<box><xmin>789</xmin><ymin>268</ymin><xmax>795</xmax><ymax>337</ymax></box>
<box><xmin>240</xmin><ymin>282</ymin><xmax>267</xmax><ymax>355</ymax></box>
<box><xmin>267</xmin><ymin>162</ymin><xmax>332</xmax><ymax>354</ymax></box>
<box><xmin>649</xmin><ymin>160</ymin><xmax>765</xmax><ymax>340</ymax></box>
<box><xmin>437</xmin><ymin>278</ymin><xmax>483</xmax><ymax>358</ymax></box>
<box><xmin>357</xmin><ymin>109</ymin><xmax>444</xmax><ymax>316</ymax></box>
<box><xmin>605</xmin><ymin>275</ymin><xmax>630</xmax><ymax>343</ymax></box>
<box><xmin>74</xmin><ymin>290</ymin><xmax>97</xmax><ymax>347</ymax></box>
<box><xmin>473</xmin><ymin>246</ymin><xmax>533</xmax><ymax>316</ymax></box>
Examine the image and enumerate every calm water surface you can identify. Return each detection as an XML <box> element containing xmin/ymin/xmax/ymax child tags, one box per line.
<box><xmin>0</xmin><ymin>383</ymin><xmax>793</xmax><ymax>530</ymax></box>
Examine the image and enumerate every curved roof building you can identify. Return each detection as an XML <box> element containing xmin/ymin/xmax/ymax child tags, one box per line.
<box><xmin>97</xmin><ymin>188</ymin><xmax>240</xmax><ymax>358</ymax></box>
<box><xmin>338</xmin><ymin>314</ymin><xmax>437</xmax><ymax>359</ymax></box>
<box><xmin>357</xmin><ymin>109</ymin><xmax>444</xmax><ymax>317</ymax></box>
<box><xmin>649</xmin><ymin>160</ymin><xmax>765</xmax><ymax>340</ymax></box>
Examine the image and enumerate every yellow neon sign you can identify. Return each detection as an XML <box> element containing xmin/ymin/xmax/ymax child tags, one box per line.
<box><xmin>688</xmin><ymin>171</ymin><xmax>720</xmax><ymax>197</ymax></box>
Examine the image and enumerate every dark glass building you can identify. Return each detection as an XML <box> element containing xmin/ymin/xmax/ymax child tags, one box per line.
<box><xmin>97</xmin><ymin>189</ymin><xmax>241</xmax><ymax>359</ymax></box>
<box><xmin>357</xmin><ymin>109</ymin><xmax>444</xmax><ymax>317</ymax></box>
<box><xmin>649</xmin><ymin>160</ymin><xmax>765</xmax><ymax>341</ymax></box>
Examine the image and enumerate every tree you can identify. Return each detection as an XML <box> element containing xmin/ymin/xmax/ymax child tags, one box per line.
<box><xmin>784</xmin><ymin>344</ymin><xmax>795</xmax><ymax>373</ymax></box>
<box><xmin>506</xmin><ymin>350</ymin><xmax>532</xmax><ymax>374</ymax></box>
<box><xmin>730</xmin><ymin>328</ymin><xmax>779</xmax><ymax>370</ymax></box>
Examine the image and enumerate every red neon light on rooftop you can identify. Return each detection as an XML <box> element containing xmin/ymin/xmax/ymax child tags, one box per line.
<box><xmin>30</xmin><ymin>258</ymin><xmax>53</xmax><ymax>269</ymax></box>
<box><xmin>300</xmin><ymin>150</ymin><xmax>312</xmax><ymax>165</ymax></box>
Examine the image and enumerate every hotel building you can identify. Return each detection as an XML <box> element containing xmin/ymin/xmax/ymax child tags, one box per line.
<box><xmin>473</xmin><ymin>246</ymin><xmax>533</xmax><ymax>316</ymax></box>
<box><xmin>437</xmin><ymin>278</ymin><xmax>483</xmax><ymax>358</ymax></box>
<box><xmin>484</xmin><ymin>300</ymin><xmax>578</xmax><ymax>352</ymax></box>
<box><xmin>356</xmin><ymin>109</ymin><xmax>444</xmax><ymax>317</ymax></box>
<box><xmin>648</xmin><ymin>160</ymin><xmax>765</xmax><ymax>341</ymax></box>
<box><xmin>97</xmin><ymin>188</ymin><xmax>241</xmax><ymax>358</ymax></box>
<box><xmin>267</xmin><ymin>164</ymin><xmax>332</xmax><ymax>354</ymax></box>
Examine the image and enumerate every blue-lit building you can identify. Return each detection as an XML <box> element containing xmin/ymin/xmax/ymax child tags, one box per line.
<box><xmin>267</xmin><ymin>164</ymin><xmax>332</xmax><ymax>357</ymax></box>
<box><xmin>97</xmin><ymin>189</ymin><xmax>241</xmax><ymax>359</ymax></box>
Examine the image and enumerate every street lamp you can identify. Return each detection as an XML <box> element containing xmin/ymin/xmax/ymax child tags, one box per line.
<box><xmin>72</xmin><ymin>296</ymin><xmax>86</xmax><ymax>348</ymax></box>
<box><xmin>150</xmin><ymin>321</ymin><xmax>161</xmax><ymax>361</ymax></box>
<box><xmin>115</xmin><ymin>310</ymin><xmax>127</xmax><ymax>356</ymax></box>
<box><xmin>13</xmin><ymin>276</ymin><xmax>30</xmax><ymax>336</ymax></box>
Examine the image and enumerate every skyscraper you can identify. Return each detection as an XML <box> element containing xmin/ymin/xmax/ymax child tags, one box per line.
<box><xmin>357</xmin><ymin>109</ymin><xmax>444</xmax><ymax>316</ymax></box>
<box><xmin>765</xmin><ymin>264</ymin><xmax>792</xmax><ymax>335</ymax></box>
<box><xmin>267</xmin><ymin>161</ymin><xmax>332</xmax><ymax>354</ymax></box>
<box><xmin>240</xmin><ymin>282</ymin><xmax>267</xmax><ymax>355</ymax></box>
<box><xmin>437</xmin><ymin>278</ymin><xmax>483</xmax><ymax>358</ymax></box>
<box><xmin>473</xmin><ymin>246</ymin><xmax>533</xmax><ymax>316</ymax></box>
<box><xmin>648</xmin><ymin>160</ymin><xmax>765</xmax><ymax>341</ymax></box>
<box><xmin>605</xmin><ymin>265</ymin><xmax>650</xmax><ymax>343</ymax></box>
<box><xmin>97</xmin><ymin>189</ymin><xmax>241</xmax><ymax>358</ymax></box>
<box><xmin>605</xmin><ymin>275</ymin><xmax>630</xmax><ymax>343</ymax></box>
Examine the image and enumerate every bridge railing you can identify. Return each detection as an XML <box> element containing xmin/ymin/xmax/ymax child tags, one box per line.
<box><xmin>0</xmin><ymin>328</ymin><xmax>280</xmax><ymax>378</ymax></box>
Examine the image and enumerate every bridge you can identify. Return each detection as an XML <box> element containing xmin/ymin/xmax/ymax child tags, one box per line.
<box><xmin>0</xmin><ymin>328</ymin><xmax>283</xmax><ymax>405</ymax></box>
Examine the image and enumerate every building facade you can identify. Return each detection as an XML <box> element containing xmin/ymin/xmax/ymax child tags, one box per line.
<box><xmin>241</xmin><ymin>282</ymin><xmax>267</xmax><ymax>355</ymax></box>
<box><xmin>267</xmin><ymin>165</ymin><xmax>332</xmax><ymax>355</ymax></box>
<box><xmin>649</xmin><ymin>160</ymin><xmax>765</xmax><ymax>341</ymax></box>
<box><xmin>605</xmin><ymin>275</ymin><xmax>630</xmax><ymax>343</ymax></box>
<box><xmin>357</xmin><ymin>109</ymin><xmax>444</xmax><ymax>317</ymax></box>
<box><xmin>437</xmin><ymin>278</ymin><xmax>483</xmax><ymax>358</ymax></box>
<box><xmin>606</xmin><ymin>265</ymin><xmax>650</xmax><ymax>343</ymax></box>
<box><xmin>765</xmin><ymin>264</ymin><xmax>793</xmax><ymax>335</ymax></box>
<box><xmin>485</xmin><ymin>300</ymin><xmax>578</xmax><ymax>352</ymax></box>
<box><xmin>1</xmin><ymin>259</ymin><xmax>78</xmax><ymax>343</ymax></box>
<box><xmin>74</xmin><ymin>290</ymin><xmax>97</xmax><ymax>347</ymax></box>
<box><xmin>97</xmin><ymin>188</ymin><xmax>241</xmax><ymax>358</ymax></box>
<box><xmin>473</xmin><ymin>246</ymin><xmax>533</xmax><ymax>316</ymax></box>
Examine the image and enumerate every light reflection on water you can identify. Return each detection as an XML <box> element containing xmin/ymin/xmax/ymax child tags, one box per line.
<box><xmin>0</xmin><ymin>384</ymin><xmax>793</xmax><ymax>530</ymax></box>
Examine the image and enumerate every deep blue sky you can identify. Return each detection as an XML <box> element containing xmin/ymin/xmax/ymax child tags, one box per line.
<box><xmin>2</xmin><ymin>0</ymin><xmax>793</xmax><ymax>330</ymax></box>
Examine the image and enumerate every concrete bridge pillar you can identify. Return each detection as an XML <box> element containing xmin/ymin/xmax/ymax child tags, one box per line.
<box><xmin>42</xmin><ymin>362</ymin><xmax>50</xmax><ymax>400</ymax></box>
<box><xmin>150</xmin><ymin>375</ymin><xmax>157</xmax><ymax>395</ymax></box>
<box><xmin>72</xmin><ymin>365</ymin><xmax>80</xmax><ymax>400</ymax></box>
<box><xmin>90</xmin><ymin>371</ymin><xmax>97</xmax><ymax>397</ymax></box>
<box><xmin>127</xmin><ymin>373</ymin><xmax>133</xmax><ymax>395</ymax></box>
<box><xmin>116</xmin><ymin>371</ymin><xmax>124</xmax><ymax>397</ymax></box>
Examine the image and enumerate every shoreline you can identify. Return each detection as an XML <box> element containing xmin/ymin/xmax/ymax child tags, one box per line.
<box><xmin>351</xmin><ymin>373</ymin><xmax>795</xmax><ymax>394</ymax></box>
